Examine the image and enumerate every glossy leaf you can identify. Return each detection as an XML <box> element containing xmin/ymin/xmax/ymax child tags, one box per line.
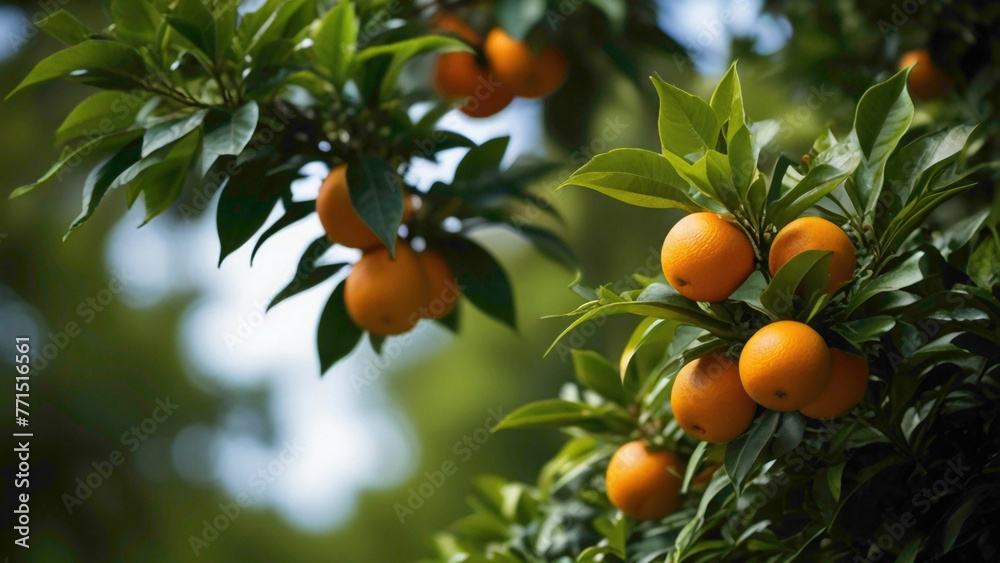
<box><xmin>440</xmin><ymin>237</ymin><xmax>516</xmax><ymax>329</ymax></box>
<box><xmin>725</xmin><ymin>410</ymin><xmax>780</xmax><ymax>491</ymax></box>
<box><xmin>317</xmin><ymin>282</ymin><xmax>364</xmax><ymax>373</ymax></box>
<box><xmin>36</xmin><ymin>10</ymin><xmax>91</xmax><ymax>45</ymax></box>
<box><xmin>557</xmin><ymin>148</ymin><xmax>701</xmax><ymax>211</ymax></box>
<box><xmin>345</xmin><ymin>157</ymin><xmax>406</xmax><ymax>257</ymax></box>
<box><xmin>6</xmin><ymin>40</ymin><xmax>147</xmax><ymax>99</ymax></box>
<box><xmin>651</xmin><ymin>75</ymin><xmax>720</xmax><ymax>159</ymax></box>
<box><xmin>571</xmin><ymin>350</ymin><xmax>627</xmax><ymax>405</ymax></box>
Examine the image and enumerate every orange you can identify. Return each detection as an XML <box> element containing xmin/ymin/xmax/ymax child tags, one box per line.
<box><xmin>316</xmin><ymin>165</ymin><xmax>413</xmax><ymax>250</ymax></box>
<box><xmin>660</xmin><ymin>212</ymin><xmax>755</xmax><ymax>302</ymax></box>
<box><xmin>514</xmin><ymin>46</ymin><xmax>567</xmax><ymax>99</ymax></box>
<box><xmin>418</xmin><ymin>249</ymin><xmax>461</xmax><ymax>319</ymax></box>
<box><xmin>433</xmin><ymin>13</ymin><xmax>481</xmax><ymax>46</ymax></box>
<box><xmin>432</xmin><ymin>53</ymin><xmax>514</xmax><ymax>118</ymax></box>
<box><xmin>899</xmin><ymin>49</ymin><xmax>952</xmax><ymax>100</ymax></box>
<box><xmin>671</xmin><ymin>353</ymin><xmax>756</xmax><ymax>443</ymax></box>
<box><xmin>605</xmin><ymin>441</ymin><xmax>685</xmax><ymax>520</ymax></box>
<box><xmin>768</xmin><ymin>217</ymin><xmax>856</xmax><ymax>295</ymax></box>
<box><xmin>800</xmin><ymin>350</ymin><xmax>869</xmax><ymax>419</ymax></box>
<box><xmin>344</xmin><ymin>241</ymin><xmax>430</xmax><ymax>336</ymax></box>
<box><xmin>483</xmin><ymin>29</ymin><xmax>565</xmax><ymax>98</ymax></box>
<box><xmin>739</xmin><ymin>320</ymin><xmax>832</xmax><ymax>411</ymax></box>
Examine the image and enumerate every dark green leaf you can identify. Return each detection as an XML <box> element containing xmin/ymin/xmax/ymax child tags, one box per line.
<box><xmin>769</xmin><ymin>164</ymin><xmax>856</xmax><ymax>229</ymax></box>
<box><xmin>492</xmin><ymin>399</ymin><xmax>601</xmax><ymax>430</ymax></box>
<box><xmin>725</xmin><ymin>410</ymin><xmax>780</xmax><ymax>490</ymax></box>
<box><xmin>760</xmin><ymin>250</ymin><xmax>833</xmax><ymax>317</ymax></box>
<box><xmin>317</xmin><ymin>282</ymin><xmax>364</xmax><ymax>373</ymax></box>
<box><xmin>216</xmin><ymin>156</ymin><xmax>290</xmax><ymax>265</ymax></box>
<box><xmin>133</xmin><ymin>131</ymin><xmax>200</xmax><ymax>224</ymax></box>
<box><xmin>166</xmin><ymin>0</ymin><xmax>217</xmax><ymax>60</ymax></box>
<box><xmin>454</xmin><ymin>137</ymin><xmax>510</xmax><ymax>184</ymax></box>
<box><xmin>270</xmin><ymin>244</ymin><xmax>347</xmax><ymax>310</ymax></box>
<box><xmin>770</xmin><ymin>412</ymin><xmax>805</xmax><ymax>458</ymax></box>
<box><xmin>440</xmin><ymin>237</ymin><xmax>516</xmax><ymax>329</ymax></box>
<box><xmin>251</xmin><ymin>199</ymin><xmax>315</xmax><ymax>264</ymax></box>
<box><xmin>832</xmin><ymin>316</ymin><xmax>895</xmax><ymax>346</ymax></box>
<box><xmin>846</xmin><ymin>251</ymin><xmax>927</xmax><ymax>315</ymax></box>
<box><xmin>571</xmin><ymin>350</ymin><xmax>627</xmax><ymax>405</ymax></box>
<box><xmin>345</xmin><ymin>157</ymin><xmax>406</xmax><ymax>257</ymax></box>
<box><xmin>65</xmin><ymin>137</ymin><xmax>144</xmax><ymax>238</ymax></box>
<box><xmin>6</xmin><ymin>40</ymin><xmax>147</xmax><ymax>99</ymax></box>
<box><xmin>512</xmin><ymin>224</ymin><xmax>577</xmax><ymax>271</ymax></box>
<box><xmin>9</xmin><ymin>130</ymin><xmax>141</xmax><ymax>199</ymax></box>
<box><xmin>853</xmin><ymin>68</ymin><xmax>914</xmax><ymax>214</ymax></box>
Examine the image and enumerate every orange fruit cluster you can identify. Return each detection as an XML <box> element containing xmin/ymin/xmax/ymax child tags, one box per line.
<box><xmin>432</xmin><ymin>14</ymin><xmax>567</xmax><ymax>118</ymax></box>
<box><xmin>660</xmin><ymin>213</ymin><xmax>867</xmax><ymax>442</ymax></box>
<box><xmin>315</xmin><ymin>165</ymin><xmax>462</xmax><ymax>336</ymax></box>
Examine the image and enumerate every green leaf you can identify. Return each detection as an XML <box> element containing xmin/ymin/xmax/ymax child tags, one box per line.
<box><xmin>885</xmin><ymin>125</ymin><xmax>976</xmax><ymax>210</ymax></box>
<box><xmin>557</xmin><ymin>148</ymin><xmax>702</xmax><ymax>211</ymax></box>
<box><xmin>514</xmin><ymin>224</ymin><xmax>578</xmax><ymax>271</ymax></box>
<box><xmin>853</xmin><ymin>68</ymin><xmax>914</xmax><ymax>215</ymax></box>
<box><xmin>65</xmin><ymin>137</ymin><xmax>144</xmax><ymax>238</ymax></box>
<box><xmin>317</xmin><ymin>282</ymin><xmax>364</xmax><ymax>373</ymax></box>
<box><xmin>832</xmin><ymin>316</ymin><xmax>895</xmax><ymax>346</ymax></box>
<box><xmin>353</xmin><ymin>35</ymin><xmax>471</xmax><ymax>100</ymax></box>
<box><xmin>571</xmin><ymin>350</ymin><xmax>627</xmax><ymax>405</ymax></box>
<box><xmin>846</xmin><ymin>251</ymin><xmax>927</xmax><ymax>315</ymax></box>
<box><xmin>270</xmin><ymin>242</ymin><xmax>348</xmax><ymax>310</ymax></box>
<box><xmin>54</xmin><ymin>91</ymin><xmax>143</xmax><ymax>146</ymax></box>
<box><xmin>651</xmin><ymin>75</ymin><xmax>720</xmax><ymax>159</ymax></box>
<box><xmin>681</xmin><ymin>441</ymin><xmax>711</xmax><ymax>494</ymax></box>
<box><xmin>770</xmin><ymin>412</ymin><xmax>805</xmax><ymax>458</ymax></box>
<box><xmin>142</xmin><ymin>109</ymin><xmax>208</xmax><ymax>158</ymax></box>
<box><xmin>166</xmin><ymin>0</ymin><xmax>218</xmax><ymax>61</ymax></box>
<box><xmin>9</xmin><ymin>131</ymin><xmax>140</xmax><ymax>199</ymax></box>
<box><xmin>496</xmin><ymin>0</ymin><xmax>547</xmax><ymax>40</ymax></box>
<box><xmin>826</xmin><ymin>463</ymin><xmax>844</xmax><ymax>502</ymax></box>
<box><xmin>728</xmin><ymin>126</ymin><xmax>755</xmax><ymax>197</ymax></box>
<box><xmin>725</xmin><ymin>410</ymin><xmax>780</xmax><ymax>490</ymax></box>
<box><xmin>760</xmin><ymin>250</ymin><xmax>833</xmax><ymax>317</ymax></box>
<box><xmin>133</xmin><ymin>131</ymin><xmax>199</xmax><ymax>224</ymax></box>
<box><xmin>6</xmin><ymin>40</ymin><xmax>147</xmax><ymax>99</ymax></box>
<box><xmin>200</xmin><ymin>102</ymin><xmax>259</xmax><ymax>175</ymax></box>
<box><xmin>769</xmin><ymin>164</ymin><xmax>856</xmax><ymax>229</ymax></box>
<box><xmin>313</xmin><ymin>1</ymin><xmax>357</xmax><ymax>86</ymax></box>
<box><xmin>36</xmin><ymin>10</ymin><xmax>91</xmax><ymax>45</ymax></box>
<box><xmin>440</xmin><ymin>238</ymin><xmax>516</xmax><ymax>329</ymax></box>
<box><xmin>454</xmin><ymin>137</ymin><xmax>509</xmax><ymax>184</ymax></box>
<box><xmin>111</xmin><ymin>0</ymin><xmax>161</xmax><ymax>45</ymax></box>
<box><xmin>237</xmin><ymin>0</ymin><xmax>311</xmax><ymax>56</ymax></box>
<box><xmin>251</xmin><ymin>199</ymin><xmax>315</xmax><ymax>264</ymax></box>
<box><xmin>969</xmin><ymin>235</ymin><xmax>1000</xmax><ymax>289</ymax></box>
<box><xmin>216</xmin><ymin>156</ymin><xmax>290</xmax><ymax>265</ymax></box>
<box><xmin>709</xmin><ymin>62</ymin><xmax>745</xmax><ymax>141</ymax></box>
<box><xmin>883</xmin><ymin>183</ymin><xmax>977</xmax><ymax>252</ymax></box>
<box><xmin>492</xmin><ymin>400</ymin><xmax>601</xmax><ymax>430</ymax></box>
<box><xmin>345</xmin><ymin>157</ymin><xmax>406</xmax><ymax>257</ymax></box>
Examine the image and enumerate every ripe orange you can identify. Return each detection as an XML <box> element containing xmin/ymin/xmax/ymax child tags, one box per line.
<box><xmin>671</xmin><ymin>353</ymin><xmax>756</xmax><ymax>443</ymax></box>
<box><xmin>483</xmin><ymin>29</ymin><xmax>565</xmax><ymax>99</ymax></box>
<box><xmin>344</xmin><ymin>240</ymin><xmax>430</xmax><ymax>336</ymax></box>
<box><xmin>660</xmin><ymin>212</ymin><xmax>755</xmax><ymax>302</ymax></box>
<box><xmin>514</xmin><ymin>46</ymin><xmax>567</xmax><ymax>99</ymax></box>
<box><xmin>432</xmin><ymin>53</ymin><xmax>514</xmax><ymax>118</ymax></box>
<box><xmin>739</xmin><ymin>321</ymin><xmax>832</xmax><ymax>411</ymax></box>
<box><xmin>433</xmin><ymin>13</ymin><xmax>481</xmax><ymax>46</ymax></box>
<box><xmin>418</xmin><ymin>249</ymin><xmax>461</xmax><ymax>319</ymax></box>
<box><xmin>768</xmin><ymin>217</ymin><xmax>856</xmax><ymax>295</ymax></box>
<box><xmin>605</xmin><ymin>441</ymin><xmax>685</xmax><ymax>520</ymax></box>
<box><xmin>316</xmin><ymin>165</ymin><xmax>412</xmax><ymax>250</ymax></box>
<box><xmin>800</xmin><ymin>350</ymin><xmax>869</xmax><ymax>419</ymax></box>
<box><xmin>899</xmin><ymin>49</ymin><xmax>952</xmax><ymax>100</ymax></box>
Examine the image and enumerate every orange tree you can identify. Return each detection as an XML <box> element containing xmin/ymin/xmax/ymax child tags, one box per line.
<box><xmin>3</xmin><ymin>0</ymin><xmax>592</xmax><ymax>370</ymax></box>
<box><xmin>429</xmin><ymin>65</ymin><xmax>1000</xmax><ymax>561</ymax></box>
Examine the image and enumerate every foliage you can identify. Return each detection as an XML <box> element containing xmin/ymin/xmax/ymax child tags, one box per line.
<box><xmin>429</xmin><ymin>65</ymin><xmax>1000</xmax><ymax>561</ymax></box>
<box><xmin>6</xmin><ymin>0</ymin><xmax>583</xmax><ymax>371</ymax></box>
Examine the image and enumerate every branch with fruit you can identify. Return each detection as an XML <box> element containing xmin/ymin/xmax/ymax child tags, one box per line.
<box><xmin>430</xmin><ymin>64</ymin><xmax>1000</xmax><ymax>562</ymax></box>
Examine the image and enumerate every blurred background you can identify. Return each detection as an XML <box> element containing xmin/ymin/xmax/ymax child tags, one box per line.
<box><xmin>0</xmin><ymin>0</ymin><xmax>993</xmax><ymax>560</ymax></box>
